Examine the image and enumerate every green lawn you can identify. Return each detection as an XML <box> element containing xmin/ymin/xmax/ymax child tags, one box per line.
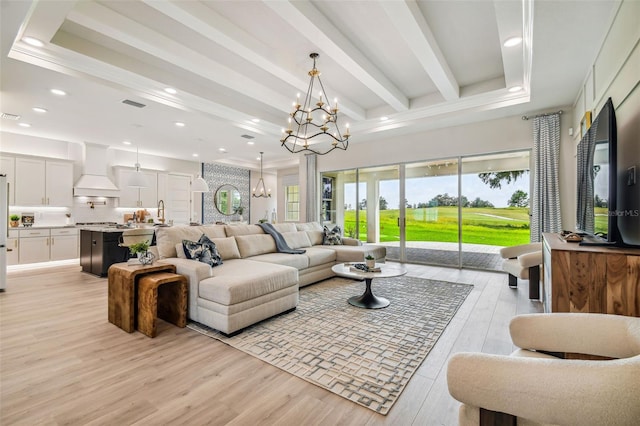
<box><xmin>595</xmin><ymin>207</ymin><xmax>608</xmax><ymax>234</ymax></box>
<box><xmin>343</xmin><ymin>206</ymin><xmax>530</xmax><ymax>247</ymax></box>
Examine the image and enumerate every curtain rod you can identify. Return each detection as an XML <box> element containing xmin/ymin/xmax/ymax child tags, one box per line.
<box><xmin>522</xmin><ymin>110</ymin><xmax>563</xmax><ymax>120</ymax></box>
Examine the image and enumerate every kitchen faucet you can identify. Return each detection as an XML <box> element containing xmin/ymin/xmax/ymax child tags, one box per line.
<box><xmin>157</xmin><ymin>199</ymin><xmax>165</xmax><ymax>223</ymax></box>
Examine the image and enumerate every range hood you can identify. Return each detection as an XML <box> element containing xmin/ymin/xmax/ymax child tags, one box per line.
<box><xmin>73</xmin><ymin>143</ymin><xmax>120</xmax><ymax>197</ymax></box>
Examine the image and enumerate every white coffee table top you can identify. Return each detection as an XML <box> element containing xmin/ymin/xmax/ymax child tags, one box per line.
<box><xmin>331</xmin><ymin>262</ymin><xmax>407</xmax><ymax>280</ymax></box>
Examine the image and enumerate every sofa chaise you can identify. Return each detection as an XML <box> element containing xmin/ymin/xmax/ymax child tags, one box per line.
<box><xmin>150</xmin><ymin>222</ymin><xmax>386</xmax><ymax>335</ymax></box>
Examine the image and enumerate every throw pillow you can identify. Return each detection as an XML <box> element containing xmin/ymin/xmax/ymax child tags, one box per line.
<box><xmin>323</xmin><ymin>225</ymin><xmax>343</xmax><ymax>245</ymax></box>
<box><xmin>182</xmin><ymin>234</ymin><xmax>223</xmax><ymax>267</ymax></box>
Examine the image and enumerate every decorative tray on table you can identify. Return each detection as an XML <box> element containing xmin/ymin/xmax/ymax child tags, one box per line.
<box><xmin>349</xmin><ymin>263</ymin><xmax>382</xmax><ymax>273</ymax></box>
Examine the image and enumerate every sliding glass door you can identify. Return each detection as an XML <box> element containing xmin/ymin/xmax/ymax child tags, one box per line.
<box><xmin>322</xmin><ymin>149</ymin><xmax>530</xmax><ymax>270</ymax></box>
<box><xmin>404</xmin><ymin>159</ymin><xmax>460</xmax><ymax>266</ymax></box>
<box><xmin>358</xmin><ymin>165</ymin><xmax>401</xmax><ymax>260</ymax></box>
<box><xmin>460</xmin><ymin>152</ymin><xmax>531</xmax><ymax>270</ymax></box>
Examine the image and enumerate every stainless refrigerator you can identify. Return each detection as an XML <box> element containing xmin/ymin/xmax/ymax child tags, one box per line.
<box><xmin>1</xmin><ymin>174</ymin><xmax>7</xmax><ymax>291</ymax></box>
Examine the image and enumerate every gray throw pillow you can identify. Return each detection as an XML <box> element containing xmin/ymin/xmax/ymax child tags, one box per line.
<box><xmin>323</xmin><ymin>225</ymin><xmax>343</xmax><ymax>245</ymax></box>
<box><xmin>182</xmin><ymin>234</ymin><xmax>223</xmax><ymax>267</ymax></box>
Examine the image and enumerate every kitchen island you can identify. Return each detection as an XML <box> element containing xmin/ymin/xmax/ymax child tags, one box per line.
<box><xmin>80</xmin><ymin>228</ymin><xmax>130</xmax><ymax>277</ymax></box>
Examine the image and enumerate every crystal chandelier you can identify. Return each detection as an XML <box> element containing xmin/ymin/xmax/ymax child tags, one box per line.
<box><xmin>280</xmin><ymin>53</ymin><xmax>350</xmax><ymax>155</ymax></box>
<box><xmin>252</xmin><ymin>152</ymin><xmax>271</xmax><ymax>198</ymax></box>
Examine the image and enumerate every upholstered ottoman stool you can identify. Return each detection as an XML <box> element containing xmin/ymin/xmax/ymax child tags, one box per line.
<box><xmin>137</xmin><ymin>272</ymin><xmax>188</xmax><ymax>337</ymax></box>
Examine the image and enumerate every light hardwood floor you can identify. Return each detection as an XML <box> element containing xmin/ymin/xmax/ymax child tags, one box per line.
<box><xmin>0</xmin><ymin>263</ymin><xmax>542</xmax><ymax>425</ymax></box>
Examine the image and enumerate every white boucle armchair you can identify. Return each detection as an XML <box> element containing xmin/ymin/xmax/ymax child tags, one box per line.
<box><xmin>499</xmin><ymin>242</ymin><xmax>542</xmax><ymax>300</ymax></box>
<box><xmin>447</xmin><ymin>313</ymin><xmax>640</xmax><ymax>426</ymax></box>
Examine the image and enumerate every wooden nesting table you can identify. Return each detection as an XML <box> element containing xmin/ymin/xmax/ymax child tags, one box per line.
<box><xmin>108</xmin><ymin>262</ymin><xmax>178</xmax><ymax>333</ymax></box>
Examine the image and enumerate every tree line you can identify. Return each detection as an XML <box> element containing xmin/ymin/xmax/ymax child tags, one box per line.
<box><xmin>345</xmin><ymin>190</ymin><xmax>529</xmax><ymax>211</ymax></box>
<box><xmin>344</xmin><ymin>171</ymin><xmax>530</xmax><ymax>210</ymax></box>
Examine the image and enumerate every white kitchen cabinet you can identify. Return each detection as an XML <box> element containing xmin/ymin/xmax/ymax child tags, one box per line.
<box><xmin>6</xmin><ymin>230</ymin><xmax>19</xmax><ymax>265</ymax></box>
<box><xmin>116</xmin><ymin>168</ymin><xmax>158</xmax><ymax>208</ymax></box>
<box><xmin>15</xmin><ymin>157</ymin><xmax>45</xmax><ymax>205</ymax></box>
<box><xmin>0</xmin><ymin>155</ymin><xmax>15</xmax><ymax>205</ymax></box>
<box><xmin>45</xmin><ymin>160</ymin><xmax>74</xmax><ymax>206</ymax></box>
<box><xmin>50</xmin><ymin>228</ymin><xmax>79</xmax><ymax>261</ymax></box>
<box><xmin>14</xmin><ymin>157</ymin><xmax>73</xmax><ymax>206</ymax></box>
<box><xmin>18</xmin><ymin>228</ymin><xmax>50</xmax><ymax>264</ymax></box>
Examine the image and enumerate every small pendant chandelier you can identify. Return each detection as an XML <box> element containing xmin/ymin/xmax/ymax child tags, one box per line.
<box><xmin>280</xmin><ymin>53</ymin><xmax>350</xmax><ymax>155</ymax></box>
<box><xmin>191</xmin><ymin>173</ymin><xmax>209</xmax><ymax>192</ymax></box>
<box><xmin>191</xmin><ymin>139</ymin><xmax>209</xmax><ymax>192</ymax></box>
<box><xmin>252</xmin><ymin>152</ymin><xmax>271</xmax><ymax>198</ymax></box>
<box><xmin>127</xmin><ymin>146</ymin><xmax>149</xmax><ymax>188</ymax></box>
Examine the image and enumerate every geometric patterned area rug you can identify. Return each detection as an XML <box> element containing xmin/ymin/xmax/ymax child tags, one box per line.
<box><xmin>187</xmin><ymin>276</ymin><xmax>473</xmax><ymax>415</ymax></box>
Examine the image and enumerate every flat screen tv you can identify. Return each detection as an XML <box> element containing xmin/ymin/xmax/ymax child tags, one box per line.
<box><xmin>576</xmin><ymin>98</ymin><xmax>618</xmax><ymax>245</ymax></box>
<box><xmin>577</xmin><ymin>97</ymin><xmax>640</xmax><ymax>247</ymax></box>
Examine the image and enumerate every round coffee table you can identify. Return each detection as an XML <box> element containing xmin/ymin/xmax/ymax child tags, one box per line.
<box><xmin>331</xmin><ymin>262</ymin><xmax>407</xmax><ymax>309</ymax></box>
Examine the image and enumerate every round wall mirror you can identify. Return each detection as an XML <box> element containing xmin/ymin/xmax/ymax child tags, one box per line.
<box><xmin>215</xmin><ymin>184</ymin><xmax>242</xmax><ymax>215</ymax></box>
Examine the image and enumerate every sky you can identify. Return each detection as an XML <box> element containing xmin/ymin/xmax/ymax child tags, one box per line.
<box><xmin>343</xmin><ymin>172</ymin><xmax>531</xmax><ymax>209</ymax></box>
<box><xmin>594</xmin><ymin>164</ymin><xmax>609</xmax><ymax>198</ymax></box>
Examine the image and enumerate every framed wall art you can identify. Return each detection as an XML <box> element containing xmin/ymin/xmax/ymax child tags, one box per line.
<box><xmin>580</xmin><ymin>111</ymin><xmax>592</xmax><ymax>137</ymax></box>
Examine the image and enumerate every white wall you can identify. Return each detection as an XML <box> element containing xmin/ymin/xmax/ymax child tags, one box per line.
<box><xmin>316</xmin><ymin>114</ymin><xmax>534</xmax><ymax>172</ymax></box>
<box><xmin>569</xmin><ymin>0</ymin><xmax>640</xmax><ymax>231</ymax></box>
<box><xmin>0</xmin><ymin>132</ymin><xmax>81</xmax><ymax>161</ymax></box>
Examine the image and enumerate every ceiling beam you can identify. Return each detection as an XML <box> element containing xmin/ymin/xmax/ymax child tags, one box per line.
<box><xmin>65</xmin><ymin>1</ymin><xmax>294</xmax><ymax>115</ymax></box>
<box><xmin>16</xmin><ymin>0</ymin><xmax>77</xmax><ymax>44</ymax></box>
<box><xmin>494</xmin><ymin>0</ymin><xmax>527</xmax><ymax>92</ymax></box>
<box><xmin>265</xmin><ymin>0</ymin><xmax>409</xmax><ymax>112</ymax></box>
<box><xmin>379</xmin><ymin>0</ymin><xmax>459</xmax><ymax>101</ymax></box>
<box><xmin>142</xmin><ymin>0</ymin><xmax>366</xmax><ymax>121</ymax></box>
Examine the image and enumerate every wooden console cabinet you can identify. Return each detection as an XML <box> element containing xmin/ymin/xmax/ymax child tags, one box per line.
<box><xmin>542</xmin><ymin>233</ymin><xmax>640</xmax><ymax>316</ymax></box>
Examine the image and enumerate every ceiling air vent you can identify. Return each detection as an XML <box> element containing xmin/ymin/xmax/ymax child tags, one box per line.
<box><xmin>122</xmin><ymin>99</ymin><xmax>146</xmax><ymax>108</ymax></box>
<box><xmin>241</xmin><ymin>134</ymin><xmax>255</xmax><ymax>139</ymax></box>
<box><xmin>1</xmin><ymin>112</ymin><xmax>21</xmax><ymax>120</ymax></box>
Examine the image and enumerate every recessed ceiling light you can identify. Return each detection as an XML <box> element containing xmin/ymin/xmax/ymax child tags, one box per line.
<box><xmin>380</xmin><ymin>116</ymin><xmax>388</xmax><ymax>121</ymax></box>
<box><xmin>22</xmin><ymin>37</ymin><xmax>44</xmax><ymax>47</ymax></box>
<box><xmin>50</xmin><ymin>89</ymin><xmax>66</xmax><ymax>96</ymax></box>
<box><xmin>219</xmin><ymin>148</ymin><xmax>226</xmax><ymax>152</ymax></box>
<box><xmin>503</xmin><ymin>37</ymin><xmax>522</xmax><ymax>47</ymax></box>
<box><xmin>174</xmin><ymin>121</ymin><xmax>185</xmax><ymax>127</ymax></box>
<box><xmin>247</xmin><ymin>141</ymin><xmax>255</xmax><ymax>145</ymax></box>
<box><xmin>508</xmin><ymin>85</ymin><xmax>523</xmax><ymax>93</ymax></box>
<box><xmin>18</xmin><ymin>122</ymin><xmax>31</xmax><ymax>128</ymax></box>
<box><xmin>164</xmin><ymin>87</ymin><xmax>177</xmax><ymax>94</ymax></box>
<box><xmin>251</xmin><ymin>118</ymin><xmax>260</xmax><ymax>123</ymax></box>
<box><xmin>122</xmin><ymin>141</ymin><xmax>132</xmax><ymax>145</ymax></box>
<box><xmin>192</xmin><ymin>153</ymin><xmax>199</xmax><ymax>157</ymax></box>
<box><xmin>32</xmin><ymin>107</ymin><xmax>47</xmax><ymax>113</ymax></box>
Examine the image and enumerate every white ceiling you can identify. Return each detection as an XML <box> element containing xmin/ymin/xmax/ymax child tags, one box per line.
<box><xmin>0</xmin><ymin>0</ymin><xmax>619</xmax><ymax>171</ymax></box>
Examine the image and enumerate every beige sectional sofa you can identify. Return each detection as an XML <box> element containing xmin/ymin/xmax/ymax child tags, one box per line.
<box><xmin>151</xmin><ymin>222</ymin><xmax>386</xmax><ymax>335</ymax></box>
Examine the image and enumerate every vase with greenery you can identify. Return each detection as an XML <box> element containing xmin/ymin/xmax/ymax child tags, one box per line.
<box><xmin>9</xmin><ymin>214</ymin><xmax>20</xmax><ymax>227</ymax></box>
<box><xmin>129</xmin><ymin>240</ymin><xmax>154</xmax><ymax>265</ymax></box>
<box><xmin>365</xmin><ymin>254</ymin><xmax>375</xmax><ymax>268</ymax></box>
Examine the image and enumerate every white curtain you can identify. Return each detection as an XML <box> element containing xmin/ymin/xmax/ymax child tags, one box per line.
<box><xmin>531</xmin><ymin>113</ymin><xmax>562</xmax><ymax>242</ymax></box>
<box><xmin>305</xmin><ymin>154</ymin><xmax>318</xmax><ymax>222</ymax></box>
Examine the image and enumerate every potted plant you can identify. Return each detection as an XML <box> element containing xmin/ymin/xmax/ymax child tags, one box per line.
<box><xmin>128</xmin><ymin>240</ymin><xmax>154</xmax><ymax>265</ymax></box>
<box><xmin>9</xmin><ymin>214</ymin><xmax>20</xmax><ymax>227</ymax></box>
<box><xmin>364</xmin><ymin>254</ymin><xmax>376</xmax><ymax>269</ymax></box>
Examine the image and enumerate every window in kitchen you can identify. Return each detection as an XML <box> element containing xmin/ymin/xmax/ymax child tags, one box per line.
<box><xmin>285</xmin><ymin>184</ymin><xmax>300</xmax><ymax>221</ymax></box>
